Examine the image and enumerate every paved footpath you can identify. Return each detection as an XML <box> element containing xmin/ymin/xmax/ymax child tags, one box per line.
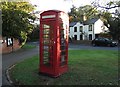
<box><xmin>2</xmin><ymin>45</ymin><xmax>39</xmax><ymax>86</ymax></box>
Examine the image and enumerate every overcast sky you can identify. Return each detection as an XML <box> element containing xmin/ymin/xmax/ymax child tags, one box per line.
<box><xmin>29</xmin><ymin>0</ymin><xmax>118</xmax><ymax>12</ymax></box>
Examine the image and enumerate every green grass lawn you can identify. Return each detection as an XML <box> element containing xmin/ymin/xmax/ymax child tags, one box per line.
<box><xmin>21</xmin><ymin>43</ymin><xmax>36</xmax><ymax>49</ymax></box>
<box><xmin>9</xmin><ymin>50</ymin><xmax>118</xmax><ymax>85</ymax></box>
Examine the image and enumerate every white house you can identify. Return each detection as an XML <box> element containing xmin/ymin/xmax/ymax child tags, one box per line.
<box><xmin>69</xmin><ymin>18</ymin><xmax>109</xmax><ymax>40</ymax></box>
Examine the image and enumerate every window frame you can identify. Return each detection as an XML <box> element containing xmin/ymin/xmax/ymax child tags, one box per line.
<box><xmin>88</xmin><ymin>24</ymin><xmax>92</xmax><ymax>31</ymax></box>
<box><xmin>79</xmin><ymin>26</ymin><xmax>83</xmax><ymax>32</ymax></box>
<box><xmin>74</xmin><ymin>27</ymin><xmax>77</xmax><ymax>32</ymax></box>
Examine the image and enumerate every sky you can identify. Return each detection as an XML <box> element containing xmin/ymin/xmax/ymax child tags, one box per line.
<box><xmin>29</xmin><ymin>0</ymin><xmax>118</xmax><ymax>13</ymax></box>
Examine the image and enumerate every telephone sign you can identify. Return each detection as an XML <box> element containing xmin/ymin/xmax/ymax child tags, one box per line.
<box><xmin>6</xmin><ymin>37</ymin><xmax>13</xmax><ymax>47</ymax></box>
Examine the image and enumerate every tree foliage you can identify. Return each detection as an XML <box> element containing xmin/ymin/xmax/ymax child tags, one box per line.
<box><xmin>27</xmin><ymin>25</ymin><xmax>39</xmax><ymax>41</ymax></box>
<box><xmin>1</xmin><ymin>1</ymin><xmax>36</xmax><ymax>45</ymax></box>
<box><xmin>92</xmin><ymin>1</ymin><xmax>120</xmax><ymax>40</ymax></box>
<box><xmin>68</xmin><ymin>5</ymin><xmax>99</xmax><ymax>22</ymax></box>
<box><xmin>92</xmin><ymin>0</ymin><xmax>120</xmax><ymax>11</ymax></box>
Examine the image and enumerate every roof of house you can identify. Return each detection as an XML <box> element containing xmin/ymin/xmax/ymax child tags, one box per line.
<box><xmin>69</xmin><ymin>22</ymin><xmax>77</xmax><ymax>27</ymax></box>
<box><xmin>83</xmin><ymin>18</ymin><xmax>99</xmax><ymax>25</ymax></box>
<box><xmin>69</xmin><ymin>18</ymin><xmax>99</xmax><ymax>27</ymax></box>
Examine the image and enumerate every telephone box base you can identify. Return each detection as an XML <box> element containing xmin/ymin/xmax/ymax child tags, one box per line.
<box><xmin>39</xmin><ymin>72</ymin><xmax>61</xmax><ymax>78</ymax></box>
<box><xmin>39</xmin><ymin>69</ymin><xmax>68</xmax><ymax>78</ymax></box>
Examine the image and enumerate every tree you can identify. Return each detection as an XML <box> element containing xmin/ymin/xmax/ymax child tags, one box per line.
<box><xmin>77</xmin><ymin>5</ymin><xmax>99</xmax><ymax>21</ymax></box>
<box><xmin>92</xmin><ymin>0</ymin><xmax>120</xmax><ymax>11</ymax></box>
<box><xmin>92</xmin><ymin>1</ymin><xmax>120</xmax><ymax>40</ymax></box>
<box><xmin>68</xmin><ymin>5</ymin><xmax>78</xmax><ymax>22</ymax></box>
<box><xmin>68</xmin><ymin>5</ymin><xmax>99</xmax><ymax>22</ymax></box>
<box><xmin>1</xmin><ymin>1</ymin><xmax>36</xmax><ymax>45</ymax></box>
<box><xmin>27</xmin><ymin>24</ymin><xmax>39</xmax><ymax>41</ymax></box>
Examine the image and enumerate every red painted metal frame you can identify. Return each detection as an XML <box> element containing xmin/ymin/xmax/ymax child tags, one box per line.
<box><xmin>39</xmin><ymin>10</ymin><xmax>69</xmax><ymax>77</ymax></box>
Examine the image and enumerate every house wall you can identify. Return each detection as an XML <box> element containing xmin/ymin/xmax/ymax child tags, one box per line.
<box><xmin>90</xmin><ymin>24</ymin><xmax>95</xmax><ymax>40</ymax></box>
<box><xmin>69</xmin><ymin>19</ymin><xmax>108</xmax><ymax>41</ymax></box>
<box><xmin>94</xmin><ymin>19</ymin><xmax>104</xmax><ymax>34</ymax></box>
<box><xmin>84</xmin><ymin>24</ymin><xmax>95</xmax><ymax>40</ymax></box>
<box><xmin>69</xmin><ymin>22</ymin><xmax>84</xmax><ymax>40</ymax></box>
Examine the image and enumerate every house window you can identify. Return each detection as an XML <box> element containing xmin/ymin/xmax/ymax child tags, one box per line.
<box><xmin>74</xmin><ymin>27</ymin><xmax>77</xmax><ymax>32</ymax></box>
<box><xmin>89</xmin><ymin>34</ymin><xmax>92</xmax><ymax>40</ymax></box>
<box><xmin>80</xmin><ymin>35</ymin><xmax>83</xmax><ymax>40</ymax></box>
<box><xmin>89</xmin><ymin>25</ymin><xmax>92</xmax><ymax>31</ymax></box>
<box><xmin>80</xmin><ymin>26</ymin><xmax>83</xmax><ymax>32</ymax></box>
<box><xmin>74</xmin><ymin>35</ymin><xmax>77</xmax><ymax>40</ymax></box>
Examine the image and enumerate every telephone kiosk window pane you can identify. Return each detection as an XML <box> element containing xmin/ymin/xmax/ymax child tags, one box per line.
<box><xmin>61</xmin><ymin>34</ymin><xmax>65</xmax><ymax>40</ymax></box>
<box><xmin>60</xmin><ymin>29</ymin><xmax>66</xmax><ymax>50</ymax></box>
<box><xmin>43</xmin><ymin>52</ymin><xmax>49</xmax><ymax>63</ymax></box>
<box><xmin>44</xmin><ymin>45</ymin><xmax>49</xmax><ymax>49</ymax></box>
<box><xmin>42</xmin><ymin>24</ymin><xmax>54</xmax><ymax>66</ymax></box>
<box><xmin>43</xmin><ymin>24</ymin><xmax>50</xmax><ymax>28</ymax></box>
<box><xmin>60</xmin><ymin>30</ymin><xmax>66</xmax><ymax>42</ymax></box>
<box><xmin>61</xmin><ymin>51</ymin><xmax>66</xmax><ymax>55</ymax></box>
<box><xmin>43</xmin><ymin>50</ymin><xmax>53</xmax><ymax>66</ymax></box>
<box><xmin>43</xmin><ymin>29</ymin><xmax>50</xmax><ymax>34</ymax></box>
<box><xmin>60</xmin><ymin>24</ymin><xmax>66</xmax><ymax>66</ymax></box>
<box><xmin>43</xmin><ymin>40</ymin><xmax>50</xmax><ymax>45</ymax></box>
<box><xmin>43</xmin><ymin>47</ymin><xmax>51</xmax><ymax>65</ymax></box>
<box><xmin>43</xmin><ymin>24</ymin><xmax>50</xmax><ymax>35</ymax></box>
<box><xmin>60</xmin><ymin>29</ymin><xmax>66</xmax><ymax>40</ymax></box>
<box><xmin>42</xmin><ymin>24</ymin><xmax>49</xmax><ymax>65</ymax></box>
<box><xmin>60</xmin><ymin>55</ymin><xmax>66</xmax><ymax>66</ymax></box>
<box><xmin>43</xmin><ymin>35</ymin><xmax>49</xmax><ymax>38</ymax></box>
<box><xmin>60</xmin><ymin>22</ymin><xmax>63</xmax><ymax>28</ymax></box>
<box><xmin>60</xmin><ymin>45</ymin><xmax>65</xmax><ymax>50</ymax></box>
<box><xmin>61</xmin><ymin>40</ymin><xmax>65</xmax><ymax>45</ymax></box>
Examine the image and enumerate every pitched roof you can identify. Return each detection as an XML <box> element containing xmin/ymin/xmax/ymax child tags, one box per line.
<box><xmin>69</xmin><ymin>22</ymin><xmax>77</xmax><ymax>27</ymax></box>
<box><xmin>69</xmin><ymin>18</ymin><xmax>99</xmax><ymax>27</ymax></box>
<box><xmin>83</xmin><ymin>18</ymin><xmax>99</xmax><ymax>25</ymax></box>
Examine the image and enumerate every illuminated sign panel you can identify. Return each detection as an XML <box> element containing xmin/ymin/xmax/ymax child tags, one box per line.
<box><xmin>42</xmin><ymin>15</ymin><xmax>56</xmax><ymax>19</ymax></box>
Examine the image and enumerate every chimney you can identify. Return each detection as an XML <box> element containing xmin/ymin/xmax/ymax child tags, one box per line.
<box><xmin>83</xmin><ymin>15</ymin><xmax>87</xmax><ymax>21</ymax></box>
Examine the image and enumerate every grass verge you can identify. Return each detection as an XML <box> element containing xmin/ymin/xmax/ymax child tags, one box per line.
<box><xmin>21</xmin><ymin>44</ymin><xmax>36</xmax><ymax>49</ymax></box>
<box><xmin>9</xmin><ymin>50</ymin><xmax>118</xmax><ymax>85</ymax></box>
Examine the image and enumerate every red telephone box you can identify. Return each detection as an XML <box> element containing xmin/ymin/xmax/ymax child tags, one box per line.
<box><xmin>39</xmin><ymin>10</ymin><xmax>69</xmax><ymax>77</ymax></box>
